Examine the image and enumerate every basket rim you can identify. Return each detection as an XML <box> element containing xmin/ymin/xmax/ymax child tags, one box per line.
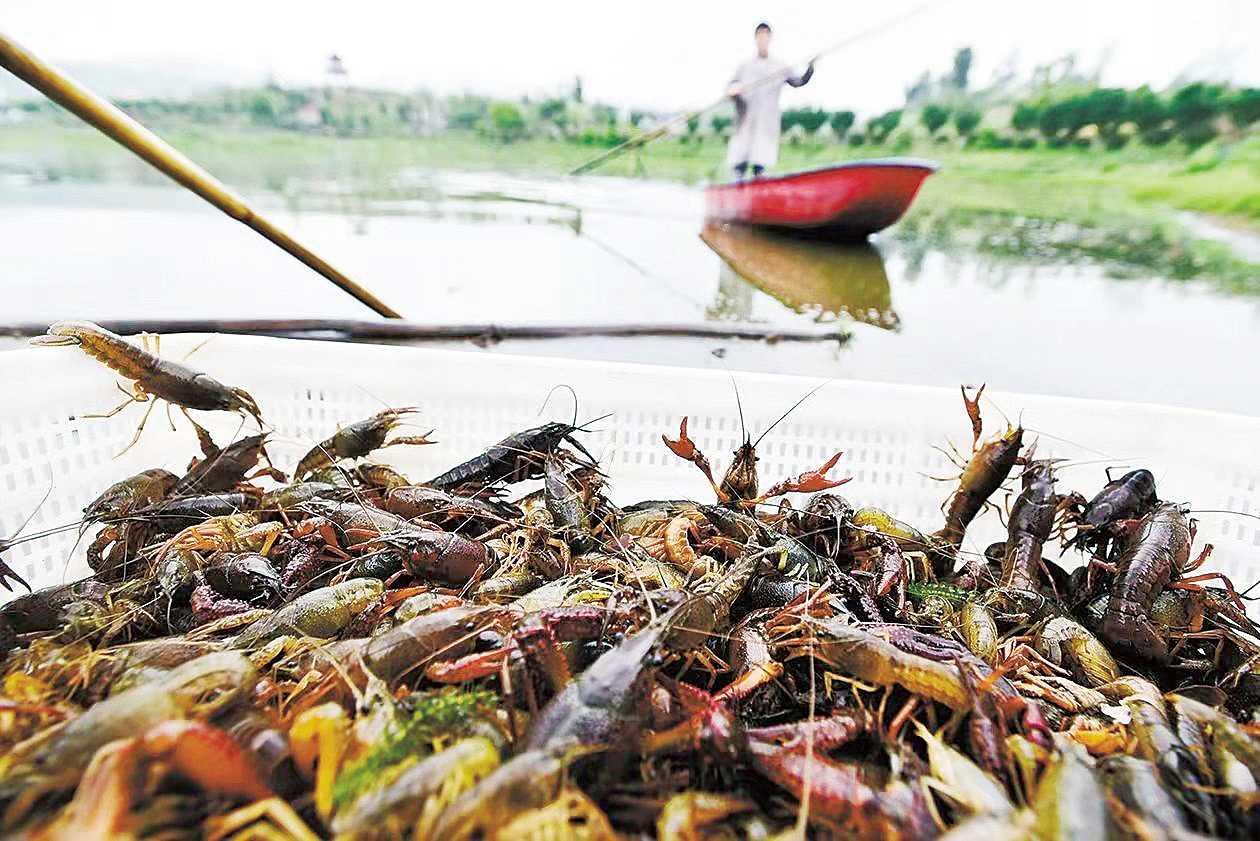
<box><xmin>8</xmin><ymin>330</ymin><xmax>1253</xmax><ymax>429</ymax></box>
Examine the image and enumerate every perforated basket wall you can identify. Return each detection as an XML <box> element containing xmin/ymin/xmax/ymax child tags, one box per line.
<box><xmin>1</xmin><ymin>334</ymin><xmax>1257</xmax><ymax>606</ymax></box>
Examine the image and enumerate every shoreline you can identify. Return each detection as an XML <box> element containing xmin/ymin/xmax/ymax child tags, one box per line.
<box><xmin>2</xmin><ymin>123</ymin><xmax>1257</xmax><ymax>270</ymax></box>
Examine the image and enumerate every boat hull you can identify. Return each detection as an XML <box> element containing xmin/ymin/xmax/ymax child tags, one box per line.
<box><xmin>704</xmin><ymin>158</ymin><xmax>937</xmax><ymax>240</ymax></box>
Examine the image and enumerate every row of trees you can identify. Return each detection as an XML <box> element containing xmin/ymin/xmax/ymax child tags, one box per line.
<box><xmin>770</xmin><ymin>82</ymin><xmax>1258</xmax><ymax>152</ymax></box>
<box><xmin>14</xmin><ymin>65</ymin><xmax>1256</xmax><ymax>153</ymax></box>
<box><xmin>92</xmin><ymin>86</ymin><xmax>448</xmax><ymax>137</ymax></box>
<box><xmin>778</xmin><ymin>106</ymin><xmax>984</xmax><ymax>146</ymax></box>
<box><xmin>16</xmin><ymin>85</ymin><xmax>603</xmax><ymax>143</ymax></box>
<box><xmin>896</xmin><ymin>46</ymin><xmax>1260</xmax><ymax>151</ymax></box>
<box><xmin>743</xmin><ymin>84</ymin><xmax>1258</xmax><ymax>151</ymax></box>
<box><xmin>1010</xmin><ymin>84</ymin><xmax>1260</xmax><ymax>149</ymax></box>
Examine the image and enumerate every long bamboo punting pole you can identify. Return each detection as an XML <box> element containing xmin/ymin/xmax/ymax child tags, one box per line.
<box><xmin>570</xmin><ymin>0</ymin><xmax>944</xmax><ymax>176</ymax></box>
<box><xmin>0</xmin><ymin>32</ymin><xmax>403</xmax><ymax>319</ymax></box>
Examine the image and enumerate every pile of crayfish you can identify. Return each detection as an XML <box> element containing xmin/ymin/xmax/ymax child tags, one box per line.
<box><xmin>0</xmin><ymin>322</ymin><xmax>1258</xmax><ymax>840</ymax></box>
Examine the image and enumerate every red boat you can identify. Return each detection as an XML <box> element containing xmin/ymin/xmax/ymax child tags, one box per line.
<box><xmin>704</xmin><ymin>158</ymin><xmax>937</xmax><ymax>240</ymax></box>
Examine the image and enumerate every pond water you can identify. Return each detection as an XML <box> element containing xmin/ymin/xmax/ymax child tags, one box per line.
<box><xmin>2</xmin><ymin>168</ymin><xmax>1258</xmax><ymax>414</ymax></box>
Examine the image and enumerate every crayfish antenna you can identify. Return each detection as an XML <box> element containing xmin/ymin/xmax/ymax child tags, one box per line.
<box><xmin>564</xmin><ymin>411</ymin><xmax>613</xmax><ymax>466</ymax></box>
<box><xmin>753</xmin><ymin>380</ymin><xmax>831</xmax><ymax>449</ymax></box>
<box><xmin>537</xmin><ymin>384</ymin><xmax>580</xmax><ymax>425</ymax></box>
<box><xmin>0</xmin><ymin>471</ymin><xmax>55</xmax><ymax>592</ymax></box>
<box><xmin>730</xmin><ymin>375</ymin><xmax>747</xmax><ymax>444</ymax></box>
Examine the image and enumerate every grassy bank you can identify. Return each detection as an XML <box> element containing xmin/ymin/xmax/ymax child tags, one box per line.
<box><xmin>2</xmin><ymin>123</ymin><xmax>1258</xmax><ymax>232</ymax></box>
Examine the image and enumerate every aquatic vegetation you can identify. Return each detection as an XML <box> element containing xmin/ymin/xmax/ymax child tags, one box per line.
<box><xmin>331</xmin><ymin>688</ymin><xmax>497</xmax><ymax>810</ymax></box>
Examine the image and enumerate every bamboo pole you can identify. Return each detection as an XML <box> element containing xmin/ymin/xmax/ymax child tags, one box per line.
<box><xmin>1</xmin><ymin>319</ymin><xmax>851</xmax><ymax>344</ymax></box>
<box><xmin>0</xmin><ymin>32</ymin><xmax>403</xmax><ymax>319</ymax></box>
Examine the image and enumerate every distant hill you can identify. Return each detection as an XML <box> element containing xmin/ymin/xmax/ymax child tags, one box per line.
<box><xmin>0</xmin><ymin>60</ymin><xmax>256</xmax><ymax>103</ymax></box>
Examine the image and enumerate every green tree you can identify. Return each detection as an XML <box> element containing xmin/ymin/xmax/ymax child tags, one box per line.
<box><xmin>1227</xmin><ymin>88</ymin><xmax>1260</xmax><ymax>129</ymax></box>
<box><xmin>246</xmin><ymin>94</ymin><xmax>278</xmax><ymax>126</ymax></box>
<box><xmin>601</xmin><ymin>125</ymin><xmax>628</xmax><ymax>147</ymax></box>
<box><xmin>1011</xmin><ymin>102</ymin><xmax>1041</xmax><ymax>133</ymax></box>
<box><xmin>791</xmin><ymin>107</ymin><xmax>829</xmax><ymax>134</ymax></box>
<box><xmin>1102</xmin><ymin>134</ymin><xmax>1130</xmax><ymax>150</ymax></box>
<box><xmin>1126</xmin><ymin>86</ymin><xmax>1167</xmax><ymax>141</ymax></box>
<box><xmin>866</xmin><ymin>109</ymin><xmax>902</xmax><ymax>144</ymax></box>
<box><xmin>953</xmin><ymin>107</ymin><xmax>981</xmax><ymax>138</ymax></box>
<box><xmin>829</xmin><ymin>110</ymin><xmax>855</xmax><ymax>138</ymax></box>
<box><xmin>710</xmin><ymin>115</ymin><xmax>732</xmax><ymax>135</ymax></box>
<box><xmin>1141</xmin><ymin>125</ymin><xmax>1176</xmax><ymax>146</ymax></box>
<box><xmin>921</xmin><ymin>104</ymin><xmax>951</xmax><ymax>136</ymax></box>
<box><xmin>950</xmin><ymin>47</ymin><xmax>974</xmax><ymax>90</ymax></box>
<box><xmin>1038</xmin><ymin>98</ymin><xmax>1087</xmax><ymax>142</ymax></box>
<box><xmin>884</xmin><ymin>109</ymin><xmax>903</xmax><ymax>136</ymax></box>
<box><xmin>447</xmin><ymin>95</ymin><xmax>487</xmax><ymax>130</ymax></box>
<box><xmin>539</xmin><ymin>97</ymin><xmax>568</xmax><ymax>128</ymax></box>
<box><xmin>969</xmin><ymin>128</ymin><xmax>1014</xmax><ymax>149</ymax></box>
<box><xmin>487</xmin><ymin>101</ymin><xmax>527</xmax><ymax>143</ymax></box>
<box><xmin>1038</xmin><ymin>101</ymin><xmax>1065</xmax><ymax>140</ymax></box>
<box><xmin>1180</xmin><ymin>121</ymin><xmax>1218</xmax><ymax>148</ymax></box>
<box><xmin>1083</xmin><ymin>88</ymin><xmax>1129</xmax><ymax>148</ymax></box>
<box><xmin>1169</xmin><ymin>83</ymin><xmax>1224</xmax><ymax>147</ymax></box>
<box><xmin>686</xmin><ymin>114</ymin><xmax>701</xmax><ymax>135</ymax></box>
<box><xmin>1084</xmin><ymin>88</ymin><xmax>1127</xmax><ymax>126</ymax></box>
<box><xmin>284</xmin><ymin>89</ymin><xmax>309</xmax><ymax>113</ymax></box>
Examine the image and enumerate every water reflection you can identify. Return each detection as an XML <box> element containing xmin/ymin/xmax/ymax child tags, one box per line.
<box><xmin>700</xmin><ymin>223</ymin><xmax>898</xmax><ymax>329</ymax></box>
<box><xmin>892</xmin><ymin>208</ymin><xmax>1259</xmax><ymax>297</ymax></box>
<box><xmin>707</xmin><ymin>261</ymin><xmax>758</xmax><ymax>321</ymax></box>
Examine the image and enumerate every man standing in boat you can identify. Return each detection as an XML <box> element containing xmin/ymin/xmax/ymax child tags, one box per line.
<box><xmin>726</xmin><ymin>22</ymin><xmax>815</xmax><ymax>179</ymax></box>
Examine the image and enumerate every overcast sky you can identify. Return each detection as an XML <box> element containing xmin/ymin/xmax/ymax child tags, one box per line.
<box><xmin>4</xmin><ymin>0</ymin><xmax>1256</xmax><ymax>115</ymax></box>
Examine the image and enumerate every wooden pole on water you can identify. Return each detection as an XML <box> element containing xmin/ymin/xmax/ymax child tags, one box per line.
<box><xmin>0</xmin><ymin>32</ymin><xmax>404</xmax><ymax>319</ymax></box>
<box><xmin>0</xmin><ymin>319</ymin><xmax>851</xmax><ymax>344</ymax></box>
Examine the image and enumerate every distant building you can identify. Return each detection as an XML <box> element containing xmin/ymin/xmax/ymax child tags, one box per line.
<box><xmin>316</xmin><ymin>54</ymin><xmax>349</xmax><ymax>131</ymax></box>
<box><xmin>326</xmin><ymin>54</ymin><xmax>349</xmax><ymax>89</ymax></box>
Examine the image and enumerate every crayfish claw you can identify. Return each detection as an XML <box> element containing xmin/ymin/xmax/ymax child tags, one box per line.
<box><xmin>760</xmin><ymin>451</ymin><xmax>851</xmax><ymax>499</ymax></box>
<box><xmin>663</xmin><ymin>417</ymin><xmax>725</xmax><ymax>500</ymax></box>
<box><xmin>962</xmin><ymin>383</ymin><xmax>985</xmax><ymax>450</ymax></box>
<box><xmin>791</xmin><ymin>450</ymin><xmax>850</xmax><ymax>493</ymax></box>
<box><xmin>0</xmin><ymin>554</ymin><xmax>31</xmax><ymax>593</ymax></box>
<box><xmin>662</xmin><ymin>417</ymin><xmax>698</xmax><ymax>460</ymax></box>
<box><xmin>387</xmin><ymin>430</ymin><xmax>438</xmax><ymax>447</ymax></box>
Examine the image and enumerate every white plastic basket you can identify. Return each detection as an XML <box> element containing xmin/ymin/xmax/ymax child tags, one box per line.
<box><xmin>1</xmin><ymin>334</ymin><xmax>1257</xmax><ymax>606</ymax></box>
